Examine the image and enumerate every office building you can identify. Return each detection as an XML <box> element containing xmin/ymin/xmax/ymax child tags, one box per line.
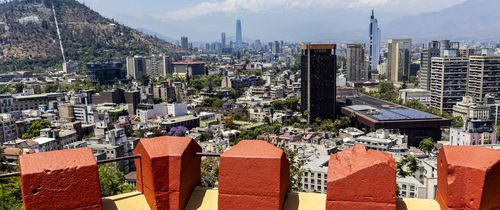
<box><xmin>181</xmin><ymin>36</ymin><xmax>189</xmax><ymax>51</ymax></box>
<box><xmin>346</xmin><ymin>44</ymin><xmax>367</xmax><ymax>82</ymax></box>
<box><xmin>300</xmin><ymin>44</ymin><xmax>337</xmax><ymax>123</ymax></box>
<box><xmin>172</xmin><ymin>61</ymin><xmax>206</xmax><ymax>78</ymax></box>
<box><xmin>0</xmin><ymin>94</ymin><xmax>13</xmax><ymax>113</ymax></box>
<box><xmin>419</xmin><ymin>41</ymin><xmax>440</xmax><ymax>90</ymax></box>
<box><xmin>467</xmin><ymin>56</ymin><xmax>500</xmax><ymax>102</ymax></box>
<box><xmin>369</xmin><ymin>10</ymin><xmax>381</xmax><ymax>75</ymax></box>
<box><xmin>430</xmin><ymin>56</ymin><xmax>468</xmax><ymax>113</ymax></box>
<box><xmin>221</xmin><ymin>33</ymin><xmax>226</xmax><ymax>49</ymax></box>
<box><xmin>145</xmin><ymin>55</ymin><xmax>165</xmax><ymax>77</ymax></box>
<box><xmin>86</xmin><ymin>62</ymin><xmax>124</xmax><ymax>84</ymax></box>
<box><xmin>0</xmin><ymin>114</ymin><xmax>17</xmax><ymax>144</ymax></box>
<box><xmin>387</xmin><ymin>39</ymin><xmax>412</xmax><ymax>82</ymax></box>
<box><xmin>236</xmin><ymin>19</ymin><xmax>242</xmax><ymax>49</ymax></box>
<box><xmin>126</xmin><ymin>56</ymin><xmax>146</xmax><ymax>80</ymax></box>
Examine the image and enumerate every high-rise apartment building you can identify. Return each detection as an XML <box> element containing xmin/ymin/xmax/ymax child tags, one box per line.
<box><xmin>419</xmin><ymin>41</ymin><xmax>440</xmax><ymax>90</ymax></box>
<box><xmin>300</xmin><ymin>44</ymin><xmax>337</xmax><ymax>123</ymax></box>
<box><xmin>467</xmin><ymin>56</ymin><xmax>500</xmax><ymax>102</ymax></box>
<box><xmin>221</xmin><ymin>33</ymin><xmax>226</xmax><ymax>49</ymax></box>
<box><xmin>181</xmin><ymin>36</ymin><xmax>189</xmax><ymax>51</ymax></box>
<box><xmin>126</xmin><ymin>56</ymin><xmax>146</xmax><ymax>80</ymax></box>
<box><xmin>430</xmin><ymin>56</ymin><xmax>469</xmax><ymax>113</ymax></box>
<box><xmin>346</xmin><ymin>44</ymin><xmax>367</xmax><ymax>82</ymax></box>
<box><xmin>387</xmin><ymin>39</ymin><xmax>411</xmax><ymax>82</ymax></box>
<box><xmin>236</xmin><ymin>19</ymin><xmax>242</xmax><ymax>49</ymax></box>
<box><xmin>369</xmin><ymin>10</ymin><xmax>381</xmax><ymax>75</ymax></box>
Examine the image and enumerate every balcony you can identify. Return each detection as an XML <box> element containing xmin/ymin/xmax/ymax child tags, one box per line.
<box><xmin>2</xmin><ymin>136</ymin><xmax>499</xmax><ymax>210</ymax></box>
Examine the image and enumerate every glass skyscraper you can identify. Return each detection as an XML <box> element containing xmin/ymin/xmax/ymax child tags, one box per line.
<box><xmin>369</xmin><ymin>10</ymin><xmax>381</xmax><ymax>75</ymax></box>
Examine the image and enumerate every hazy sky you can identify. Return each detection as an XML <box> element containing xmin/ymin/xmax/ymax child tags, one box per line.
<box><xmin>78</xmin><ymin>0</ymin><xmax>466</xmax><ymax>42</ymax></box>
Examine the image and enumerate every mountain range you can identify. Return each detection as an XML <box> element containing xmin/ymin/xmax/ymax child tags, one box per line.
<box><xmin>0</xmin><ymin>0</ymin><xmax>178</xmax><ymax>72</ymax></box>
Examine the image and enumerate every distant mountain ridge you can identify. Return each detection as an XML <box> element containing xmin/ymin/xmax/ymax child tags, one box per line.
<box><xmin>382</xmin><ymin>0</ymin><xmax>500</xmax><ymax>40</ymax></box>
<box><xmin>0</xmin><ymin>0</ymin><xmax>178</xmax><ymax>72</ymax></box>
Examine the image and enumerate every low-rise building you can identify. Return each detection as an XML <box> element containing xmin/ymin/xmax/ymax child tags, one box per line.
<box><xmin>397</xmin><ymin>176</ymin><xmax>427</xmax><ymax>199</ymax></box>
<box><xmin>399</xmin><ymin>89</ymin><xmax>431</xmax><ymax>106</ymax></box>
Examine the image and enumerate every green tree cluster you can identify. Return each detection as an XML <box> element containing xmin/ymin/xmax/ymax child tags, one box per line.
<box><xmin>188</xmin><ymin>75</ymin><xmax>223</xmax><ymax>92</ymax></box>
<box><xmin>271</xmin><ymin>98</ymin><xmax>300</xmax><ymax>112</ymax></box>
<box><xmin>98</xmin><ymin>163</ymin><xmax>134</xmax><ymax>197</ymax></box>
<box><xmin>201</xmin><ymin>97</ymin><xmax>224</xmax><ymax>108</ymax></box>
<box><xmin>0</xmin><ymin>148</ymin><xmax>22</xmax><ymax>210</ymax></box>
<box><xmin>22</xmin><ymin>119</ymin><xmax>50</xmax><ymax>139</ymax></box>
<box><xmin>419</xmin><ymin>137</ymin><xmax>435</xmax><ymax>154</ymax></box>
<box><xmin>285</xmin><ymin>148</ymin><xmax>306</xmax><ymax>191</ymax></box>
<box><xmin>201</xmin><ymin>157</ymin><xmax>219</xmax><ymax>188</ymax></box>
<box><xmin>396</xmin><ymin>155</ymin><xmax>418</xmax><ymax>177</ymax></box>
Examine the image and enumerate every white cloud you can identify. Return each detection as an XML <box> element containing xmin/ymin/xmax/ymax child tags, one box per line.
<box><xmin>162</xmin><ymin>0</ymin><xmax>465</xmax><ymax>20</ymax></box>
<box><xmin>162</xmin><ymin>0</ymin><xmax>390</xmax><ymax>20</ymax></box>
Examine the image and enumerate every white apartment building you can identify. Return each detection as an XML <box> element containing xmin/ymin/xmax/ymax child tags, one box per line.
<box><xmin>399</xmin><ymin>89</ymin><xmax>431</xmax><ymax>106</ymax></box>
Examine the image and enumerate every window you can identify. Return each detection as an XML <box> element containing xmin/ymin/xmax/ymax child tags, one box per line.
<box><xmin>402</xmin><ymin>184</ymin><xmax>407</xmax><ymax>189</ymax></box>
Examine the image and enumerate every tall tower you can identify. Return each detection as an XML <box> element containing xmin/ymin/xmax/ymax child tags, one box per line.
<box><xmin>221</xmin><ymin>32</ymin><xmax>226</xmax><ymax>49</ymax></box>
<box><xmin>300</xmin><ymin>44</ymin><xmax>337</xmax><ymax>123</ymax></box>
<box><xmin>369</xmin><ymin>10</ymin><xmax>381</xmax><ymax>76</ymax></box>
<box><xmin>236</xmin><ymin>19</ymin><xmax>242</xmax><ymax>48</ymax></box>
<box><xmin>387</xmin><ymin>39</ymin><xmax>411</xmax><ymax>82</ymax></box>
<box><xmin>346</xmin><ymin>44</ymin><xmax>366</xmax><ymax>82</ymax></box>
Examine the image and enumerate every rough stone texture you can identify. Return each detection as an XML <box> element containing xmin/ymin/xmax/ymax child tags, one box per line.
<box><xmin>326</xmin><ymin>145</ymin><xmax>396</xmax><ymax>210</ymax></box>
<box><xmin>218</xmin><ymin>140</ymin><xmax>290</xmax><ymax>210</ymax></box>
<box><xmin>134</xmin><ymin>136</ymin><xmax>201</xmax><ymax>210</ymax></box>
<box><xmin>19</xmin><ymin>148</ymin><xmax>102</xmax><ymax>210</ymax></box>
<box><xmin>436</xmin><ymin>146</ymin><xmax>500</xmax><ymax>210</ymax></box>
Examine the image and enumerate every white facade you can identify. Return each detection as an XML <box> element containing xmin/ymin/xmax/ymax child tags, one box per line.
<box><xmin>397</xmin><ymin>176</ymin><xmax>427</xmax><ymax>199</ymax></box>
<box><xmin>399</xmin><ymin>89</ymin><xmax>431</xmax><ymax>106</ymax></box>
<box><xmin>167</xmin><ymin>103</ymin><xmax>188</xmax><ymax>117</ymax></box>
<box><xmin>301</xmin><ymin>156</ymin><xmax>329</xmax><ymax>194</ymax></box>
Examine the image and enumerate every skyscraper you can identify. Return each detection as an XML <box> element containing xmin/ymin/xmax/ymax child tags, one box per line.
<box><xmin>236</xmin><ymin>19</ymin><xmax>242</xmax><ymax>48</ymax></box>
<box><xmin>300</xmin><ymin>44</ymin><xmax>337</xmax><ymax>123</ymax></box>
<box><xmin>430</xmin><ymin>55</ymin><xmax>468</xmax><ymax>113</ymax></box>
<box><xmin>126</xmin><ymin>56</ymin><xmax>146</xmax><ymax>80</ymax></box>
<box><xmin>467</xmin><ymin>56</ymin><xmax>500</xmax><ymax>102</ymax></box>
<box><xmin>221</xmin><ymin>32</ymin><xmax>226</xmax><ymax>49</ymax></box>
<box><xmin>181</xmin><ymin>36</ymin><xmax>189</xmax><ymax>51</ymax></box>
<box><xmin>369</xmin><ymin>10</ymin><xmax>381</xmax><ymax>75</ymax></box>
<box><xmin>387</xmin><ymin>39</ymin><xmax>411</xmax><ymax>82</ymax></box>
<box><xmin>346</xmin><ymin>44</ymin><xmax>367</xmax><ymax>82</ymax></box>
<box><xmin>419</xmin><ymin>41</ymin><xmax>441</xmax><ymax>90</ymax></box>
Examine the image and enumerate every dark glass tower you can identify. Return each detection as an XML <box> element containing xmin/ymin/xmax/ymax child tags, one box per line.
<box><xmin>236</xmin><ymin>19</ymin><xmax>242</xmax><ymax>48</ymax></box>
<box><xmin>300</xmin><ymin>44</ymin><xmax>337</xmax><ymax>123</ymax></box>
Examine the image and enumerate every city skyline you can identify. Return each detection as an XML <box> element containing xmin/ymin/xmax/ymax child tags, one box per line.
<box><xmin>76</xmin><ymin>0</ymin><xmax>484</xmax><ymax>42</ymax></box>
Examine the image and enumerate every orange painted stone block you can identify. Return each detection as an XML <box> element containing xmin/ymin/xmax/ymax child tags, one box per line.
<box><xmin>326</xmin><ymin>145</ymin><xmax>396</xmax><ymax>210</ymax></box>
<box><xmin>436</xmin><ymin>146</ymin><xmax>500</xmax><ymax>210</ymax></box>
<box><xmin>19</xmin><ymin>148</ymin><xmax>102</xmax><ymax>210</ymax></box>
<box><xmin>218</xmin><ymin>140</ymin><xmax>290</xmax><ymax>210</ymax></box>
<box><xmin>134</xmin><ymin>136</ymin><xmax>201</xmax><ymax>210</ymax></box>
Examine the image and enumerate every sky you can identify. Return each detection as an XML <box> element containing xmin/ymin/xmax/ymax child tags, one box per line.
<box><xmin>78</xmin><ymin>0</ymin><xmax>466</xmax><ymax>42</ymax></box>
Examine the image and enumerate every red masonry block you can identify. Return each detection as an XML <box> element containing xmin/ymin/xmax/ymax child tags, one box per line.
<box><xmin>326</xmin><ymin>145</ymin><xmax>396</xmax><ymax>210</ymax></box>
<box><xmin>19</xmin><ymin>148</ymin><xmax>102</xmax><ymax>210</ymax></box>
<box><xmin>436</xmin><ymin>146</ymin><xmax>500</xmax><ymax>210</ymax></box>
<box><xmin>218</xmin><ymin>140</ymin><xmax>290</xmax><ymax>210</ymax></box>
<box><xmin>134</xmin><ymin>136</ymin><xmax>201</xmax><ymax>210</ymax></box>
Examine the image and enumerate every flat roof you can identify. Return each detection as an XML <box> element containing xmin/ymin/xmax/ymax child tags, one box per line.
<box><xmin>299</xmin><ymin>43</ymin><xmax>336</xmax><ymax>50</ymax></box>
<box><xmin>33</xmin><ymin>137</ymin><xmax>56</xmax><ymax>145</ymax></box>
<box><xmin>172</xmin><ymin>61</ymin><xmax>206</xmax><ymax>65</ymax></box>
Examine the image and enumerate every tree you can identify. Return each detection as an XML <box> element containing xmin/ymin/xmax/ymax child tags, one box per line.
<box><xmin>285</xmin><ymin>148</ymin><xmax>306</xmax><ymax>191</ymax></box>
<box><xmin>98</xmin><ymin>163</ymin><xmax>134</xmax><ymax>197</ymax></box>
<box><xmin>272</xmin><ymin>124</ymin><xmax>282</xmax><ymax>135</ymax></box>
<box><xmin>451</xmin><ymin>116</ymin><xmax>464</xmax><ymax>128</ymax></box>
<box><xmin>22</xmin><ymin>119</ymin><xmax>50</xmax><ymax>139</ymax></box>
<box><xmin>201</xmin><ymin>157</ymin><xmax>219</xmax><ymax>187</ymax></box>
<box><xmin>224</xmin><ymin>116</ymin><xmax>234</xmax><ymax>129</ymax></box>
<box><xmin>167</xmin><ymin>126</ymin><xmax>188</xmax><ymax>137</ymax></box>
<box><xmin>0</xmin><ymin>148</ymin><xmax>23</xmax><ymax>210</ymax></box>
<box><xmin>419</xmin><ymin>137</ymin><xmax>435</xmax><ymax>154</ymax></box>
<box><xmin>396</xmin><ymin>155</ymin><xmax>418</xmax><ymax>177</ymax></box>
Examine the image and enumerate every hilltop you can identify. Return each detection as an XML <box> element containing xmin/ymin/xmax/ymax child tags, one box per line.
<box><xmin>0</xmin><ymin>0</ymin><xmax>179</xmax><ymax>72</ymax></box>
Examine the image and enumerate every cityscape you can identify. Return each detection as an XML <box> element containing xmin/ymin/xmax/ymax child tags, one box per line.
<box><xmin>0</xmin><ymin>0</ymin><xmax>499</xmax><ymax>210</ymax></box>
